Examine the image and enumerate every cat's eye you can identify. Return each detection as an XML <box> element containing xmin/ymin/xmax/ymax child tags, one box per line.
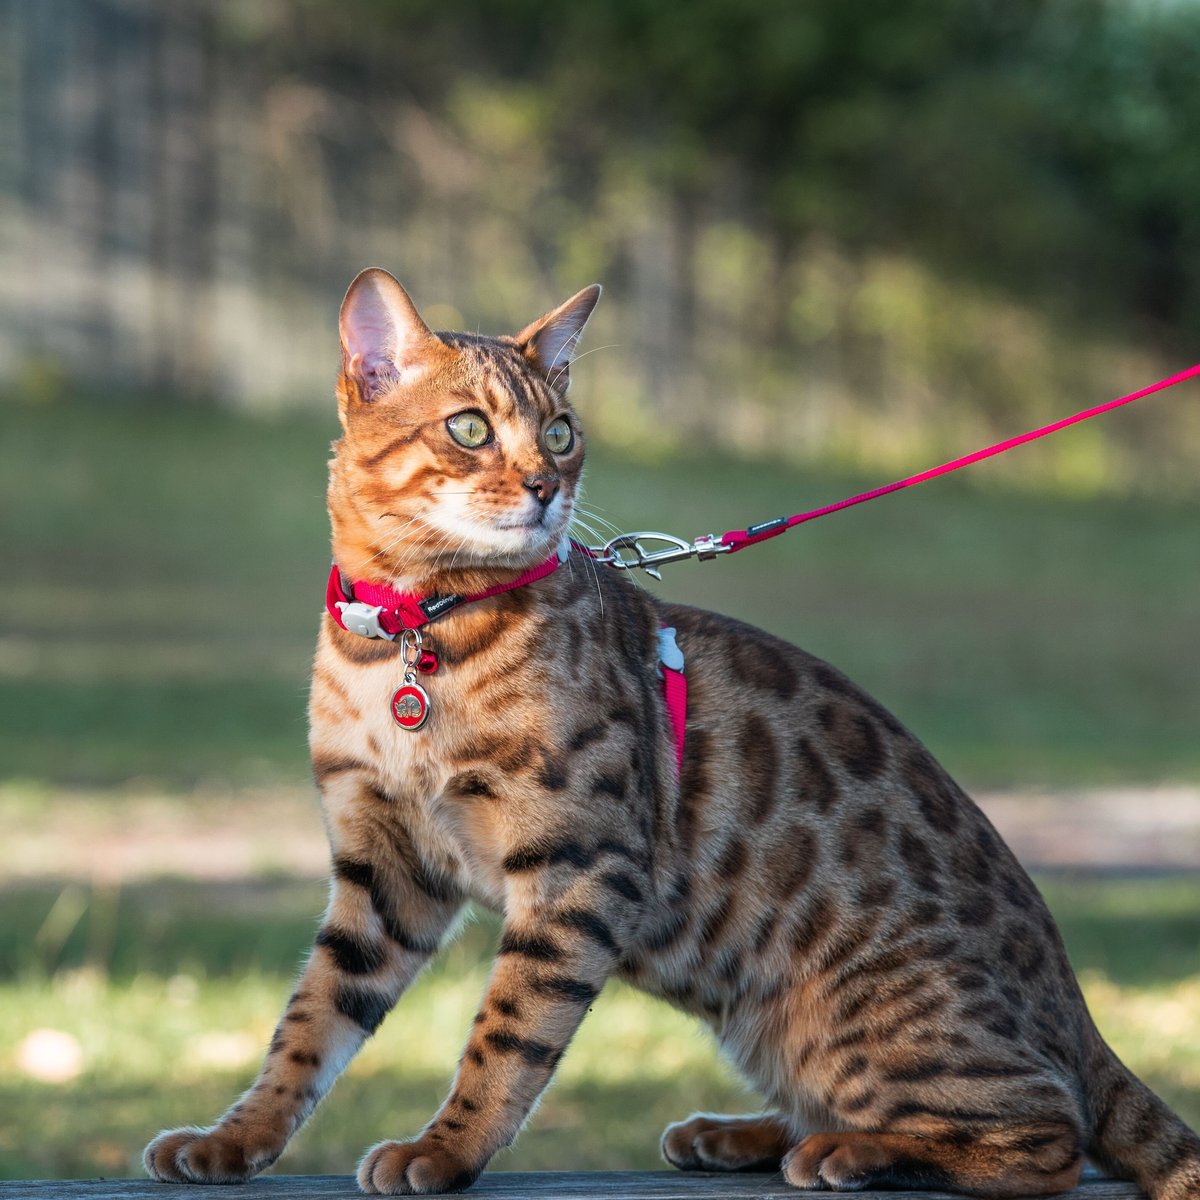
<box><xmin>544</xmin><ymin>417</ymin><xmax>574</xmax><ymax>454</ymax></box>
<box><xmin>447</xmin><ymin>411</ymin><xmax>492</xmax><ymax>448</ymax></box>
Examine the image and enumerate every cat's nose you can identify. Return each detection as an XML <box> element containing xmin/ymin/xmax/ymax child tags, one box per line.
<box><xmin>523</xmin><ymin>474</ymin><xmax>560</xmax><ymax>508</ymax></box>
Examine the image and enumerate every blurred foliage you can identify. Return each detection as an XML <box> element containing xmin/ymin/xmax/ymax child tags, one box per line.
<box><xmin>9</xmin><ymin>0</ymin><xmax>1200</xmax><ymax>489</ymax></box>
<box><xmin>305</xmin><ymin>0</ymin><xmax>1200</xmax><ymax>490</ymax></box>
<box><xmin>298</xmin><ymin>0</ymin><xmax>1200</xmax><ymax>340</ymax></box>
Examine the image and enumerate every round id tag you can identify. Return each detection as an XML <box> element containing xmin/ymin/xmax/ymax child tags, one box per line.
<box><xmin>391</xmin><ymin>682</ymin><xmax>430</xmax><ymax>730</ymax></box>
<box><xmin>392</xmin><ymin>628</ymin><xmax>431</xmax><ymax>730</ymax></box>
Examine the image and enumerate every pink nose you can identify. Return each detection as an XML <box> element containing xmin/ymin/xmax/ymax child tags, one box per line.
<box><xmin>523</xmin><ymin>475</ymin><xmax>560</xmax><ymax>507</ymax></box>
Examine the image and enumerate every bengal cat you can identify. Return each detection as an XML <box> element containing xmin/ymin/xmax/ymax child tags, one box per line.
<box><xmin>144</xmin><ymin>269</ymin><xmax>1200</xmax><ymax>1197</ymax></box>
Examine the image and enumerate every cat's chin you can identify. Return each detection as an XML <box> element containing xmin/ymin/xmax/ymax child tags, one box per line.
<box><xmin>393</xmin><ymin>527</ymin><xmax>566</xmax><ymax>587</ymax></box>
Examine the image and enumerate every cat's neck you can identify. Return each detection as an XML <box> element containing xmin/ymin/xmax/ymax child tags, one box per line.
<box><xmin>328</xmin><ymin>494</ymin><xmax>563</xmax><ymax>600</ymax></box>
<box><xmin>330</xmin><ymin>523</ymin><xmax>567</xmax><ymax>605</ymax></box>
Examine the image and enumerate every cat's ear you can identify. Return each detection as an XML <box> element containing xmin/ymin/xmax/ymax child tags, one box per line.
<box><xmin>339</xmin><ymin>268</ymin><xmax>436</xmax><ymax>402</ymax></box>
<box><xmin>515</xmin><ymin>284</ymin><xmax>602</xmax><ymax>390</ymax></box>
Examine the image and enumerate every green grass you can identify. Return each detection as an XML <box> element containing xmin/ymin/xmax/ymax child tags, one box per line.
<box><xmin>1</xmin><ymin>395</ymin><xmax>1198</xmax><ymax>790</ymax></box>
<box><xmin>2</xmin><ymin>395</ymin><xmax>1196</xmax><ymax>1182</ymax></box>
<box><xmin>0</xmin><ymin>875</ymin><xmax>1197</xmax><ymax>1180</ymax></box>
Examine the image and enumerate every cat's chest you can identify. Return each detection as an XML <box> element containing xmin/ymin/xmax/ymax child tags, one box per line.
<box><xmin>310</xmin><ymin>631</ymin><xmax>519</xmax><ymax>908</ymax></box>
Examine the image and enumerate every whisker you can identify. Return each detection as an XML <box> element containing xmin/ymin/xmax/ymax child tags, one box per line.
<box><xmin>560</xmin><ymin>342</ymin><xmax>618</xmax><ymax>369</ymax></box>
<box><xmin>362</xmin><ymin>514</ymin><xmax>431</xmax><ymax>567</ymax></box>
<box><xmin>396</xmin><ymin>524</ymin><xmax>441</xmax><ymax>560</ymax></box>
<box><xmin>574</xmin><ymin>505</ymin><xmax>623</xmax><ymax>537</ymax></box>
<box><xmin>568</xmin><ymin>514</ymin><xmax>606</xmax><ymax>550</ymax></box>
<box><xmin>567</xmin><ymin>516</ymin><xmax>610</xmax><ymax>614</ymax></box>
<box><xmin>392</xmin><ymin>525</ymin><xmax>443</xmax><ymax>573</ymax></box>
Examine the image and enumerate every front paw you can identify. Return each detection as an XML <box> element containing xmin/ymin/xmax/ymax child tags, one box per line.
<box><xmin>358</xmin><ymin>1137</ymin><xmax>480</xmax><ymax>1195</ymax></box>
<box><xmin>143</xmin><ymin>1124</ymin><xmax>278</xmax><ymax>1183</ymax></box>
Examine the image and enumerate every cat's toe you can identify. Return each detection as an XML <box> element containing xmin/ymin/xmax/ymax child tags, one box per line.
<box><xmin>358</xmin><ymin>1138</ymin><xmax>479</xmax><ymax>1195</ymax></box>
<box><xmin>143</xmin><ymin>1124</ymin><xmax>271</xmax><ymax>1184</ymax></box>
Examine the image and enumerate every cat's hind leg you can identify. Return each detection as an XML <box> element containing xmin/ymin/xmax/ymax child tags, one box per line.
<box><xmin>782</xmin><ymin>1124</ymin><xmax>1084</xmax><ymax>1196</ymax></box>
<box><xmin>661</xmin><ymin>1112</ymin><xmax>793</xmax><ymax>1172</ymax></box>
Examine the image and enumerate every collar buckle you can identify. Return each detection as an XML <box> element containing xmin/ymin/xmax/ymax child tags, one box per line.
<box><xmin>335</xmin><ymin>601</ymin><xmax>398</xmax><ymax>641</ymax></box>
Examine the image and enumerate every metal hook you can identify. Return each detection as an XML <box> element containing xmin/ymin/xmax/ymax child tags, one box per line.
<box><xmin>592</xmin><ymin>530</ymin><xmax>730</xmax><ymax>579</ymax></box>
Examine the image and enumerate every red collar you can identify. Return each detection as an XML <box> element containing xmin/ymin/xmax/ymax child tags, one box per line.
<box><xmin>324</xmin><ymin>544</ymin><xmax>687</xmax><ymax>774</ymax></box>
<box><xmin>325</xmin><ymin>550</ymin><xmax>563</xmax><ymax>641</ymax></box>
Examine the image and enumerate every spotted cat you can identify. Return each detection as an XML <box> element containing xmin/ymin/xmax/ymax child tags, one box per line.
<box><xmin>145</xmin><ymin>269</ymin><xmax>1200</xmax><ymax>1197</ymax></box>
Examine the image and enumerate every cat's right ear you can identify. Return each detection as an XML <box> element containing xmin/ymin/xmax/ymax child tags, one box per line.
<box><xmin>338</xmin><ymin>268</ymin><xmax>435</xmax><ymax>403</ymax></box>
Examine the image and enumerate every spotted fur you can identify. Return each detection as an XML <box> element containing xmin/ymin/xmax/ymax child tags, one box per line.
<box><xmin>145</xmin><ymin>269</ymin><xmax>1200</xmax><ymax>1198</ymax></box>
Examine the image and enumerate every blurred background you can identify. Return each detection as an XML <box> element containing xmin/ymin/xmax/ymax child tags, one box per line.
<box><xmin>1</xmin><ymin>0</ymin><xmax>1198</xmax><ymax>1181</ymax></box>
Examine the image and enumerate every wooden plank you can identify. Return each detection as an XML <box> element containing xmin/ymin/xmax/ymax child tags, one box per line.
<box><xmin>0</xmin><ymin>1169</ymin><xmax>1144</xmax><ymax>1200</ymax></box>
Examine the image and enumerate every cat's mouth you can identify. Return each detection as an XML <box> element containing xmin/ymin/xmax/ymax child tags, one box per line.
<box><xmin>491</xmin><ymin>492</ymin><xmax>570</xmax><ymax>537</ymax></box>
<box><xmin>416</xmin><ymin>506</ymin><xmax>570</xmax><ymax>571</ymax></box>
<box><xmin>495</xmin><ymin>514</ymin><xmax>552</xmax><ymax>531</ymax></box>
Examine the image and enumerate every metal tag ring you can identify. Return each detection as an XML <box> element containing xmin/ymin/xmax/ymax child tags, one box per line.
<box><xmin>399</xmin><ymin>627</ymin><xmax>423</xmax><ymax>669</ymax></box>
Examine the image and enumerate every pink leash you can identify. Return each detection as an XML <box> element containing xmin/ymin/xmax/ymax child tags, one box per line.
<box><xmin>721</xmin><ymin>363</ymin><xmax>1200</xmax><ymax>553</ymax></box>
<box><xmin>328</xmin><ymin>363</ymin><xmax>1198</xmax><ymax>765</ymax></box>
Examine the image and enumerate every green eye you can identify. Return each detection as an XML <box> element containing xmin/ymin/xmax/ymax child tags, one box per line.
<box><xmin>544</xmin><ymin>417</ymin><xmax>574</xmax><ymax>454</ymax></box>
<box><xmin>447</xmin><ymin>411</ymin><xmax>492</xmax><ymax>448</ymax></box>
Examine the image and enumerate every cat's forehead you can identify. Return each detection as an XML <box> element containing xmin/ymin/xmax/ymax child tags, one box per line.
<box><xmin>436</xmin><ymin>331</ymin><xmax>563</xmax><ymax>420</ymax></box>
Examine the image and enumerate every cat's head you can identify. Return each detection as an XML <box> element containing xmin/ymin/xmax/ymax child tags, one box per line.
<box><xmin>329</xmin><ymin>268</ymin><xmax>600</xmax><ymax>587</ymax></box>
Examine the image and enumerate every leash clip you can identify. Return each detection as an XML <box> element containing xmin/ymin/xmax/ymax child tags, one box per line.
<box><xmin>595</xmin><ymin>530</ymin><xmax>730</xmax><ymax>580</ymax></box>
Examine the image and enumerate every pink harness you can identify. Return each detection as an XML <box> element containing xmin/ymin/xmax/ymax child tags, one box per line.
<box><xmin>325</xmin><ymin>550</ymin><xmax>688</xmax><ymax>770</ymax></box>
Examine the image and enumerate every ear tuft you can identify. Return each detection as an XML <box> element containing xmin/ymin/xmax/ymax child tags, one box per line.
<box><xmin>339</xmin><ymin>268</ymin><xmax>434</xmax><ymax>402</ymax></box>
<box><xmin>516</xmin><ymin>284</ymin><xmax>602</xmax><ymax>389</ymax></box>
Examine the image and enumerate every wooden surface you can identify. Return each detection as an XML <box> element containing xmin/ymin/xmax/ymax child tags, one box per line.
<box><xmin>0</xmin><ymin>1168</ymin><xmax>1143</xmax><ymax>1199</ymax></box>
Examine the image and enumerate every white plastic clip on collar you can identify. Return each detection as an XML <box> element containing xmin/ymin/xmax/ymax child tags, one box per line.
<box><xmin>336</xmin><ymin>601</ymin><xmax>397</xmax><ymax>641</ymax></box>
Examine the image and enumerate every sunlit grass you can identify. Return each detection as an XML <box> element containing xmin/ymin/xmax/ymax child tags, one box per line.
<box><xmin>0</xmin><ymin>936</ymin><xmax>751</xmax><ymax>1179</ymax></box>
<box><xmin>1</xmin><ymin>395</ymin><xmax>1197</xmax><ymax>1181</ymax></box>
<box><xmin>1</xmin><ymin>878</ymin><xmax>1197</xmax><ymax>1180</ymax></box>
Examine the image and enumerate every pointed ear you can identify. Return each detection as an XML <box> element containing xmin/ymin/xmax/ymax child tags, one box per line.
<box><xmin>339</xmin><ymin>268</ymin><xmax>436</xmax><ymax>402</ymax></box>
<box><xmin>515</xmin><ymin>284</ymin><xmax>602</xmax><ymax>389</ymax></box>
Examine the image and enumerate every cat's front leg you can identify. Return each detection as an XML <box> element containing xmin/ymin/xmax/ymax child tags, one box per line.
<box><xmin>144</xmin><ymin>843</ymin><xmax>463</xmax><ymax>1184</ymax></box>
<box><xmin>358</xmin><ymin>891</ymin><xmax>630</xmax><ymax>1195</ymax></box>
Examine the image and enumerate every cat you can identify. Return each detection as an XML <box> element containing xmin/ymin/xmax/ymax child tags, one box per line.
<box><xmin>145</xmin><ymin>268</ymin><xmax>1200</xmax><ymax>1197</ymax></box>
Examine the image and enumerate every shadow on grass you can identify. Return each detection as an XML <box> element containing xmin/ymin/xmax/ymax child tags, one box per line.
<box><xmin>4</xmin><ymin>399</ymin><xmax>1200</xmax><ymax>792</ymax></box>
<box><xmin>1040</xmin><ymin>875</ymin><xmax>1200</xmax><ymax>987</ymax></box>
<box><xmin>4</xmin><ymin>874</ymin><xmax>1199</xmax><ymax>988</ymax></box>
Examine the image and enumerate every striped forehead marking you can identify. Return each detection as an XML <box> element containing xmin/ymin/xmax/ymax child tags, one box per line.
<box><xmin>439</xmin><ymin>333</ymin><xmax>554</xmax><ymax>423</ymax></box>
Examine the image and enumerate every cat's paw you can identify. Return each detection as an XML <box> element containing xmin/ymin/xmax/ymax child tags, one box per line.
<box><xmin>662</xmin><ymin>1115</ymin><xmax>725</xmax><ymax>1170</ymax></box>
<box><xmin>662</xmin><ymin>1113</ymin><xmax>790</xmax><ymax>1172</ymax></box>
<box><xmin>783</xmin><ymin>1133</ymin><xmax>884</xmax><ymax>1190</ymax></box>
<box><xmin>143</xmin><ymin>1124</ymin><xmax>277</xmax><ymax>1183</ymax></box>
<box><xmin>357</xmin><ymin>1137</ymin><xmax>480</xmax><ymax>1195</ymax></box>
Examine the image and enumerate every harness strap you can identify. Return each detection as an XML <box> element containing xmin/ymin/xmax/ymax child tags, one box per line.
<box><xmin>658</xmin><ymin>626</ymin><xmax>687</xmax><ymax>774</ymax></box>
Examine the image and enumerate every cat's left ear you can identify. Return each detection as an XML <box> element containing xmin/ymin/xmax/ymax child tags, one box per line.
<box><xmin>515</xmin><ymin>284</ymin><xmax>602</xmax><ymax>390</ymax></box>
